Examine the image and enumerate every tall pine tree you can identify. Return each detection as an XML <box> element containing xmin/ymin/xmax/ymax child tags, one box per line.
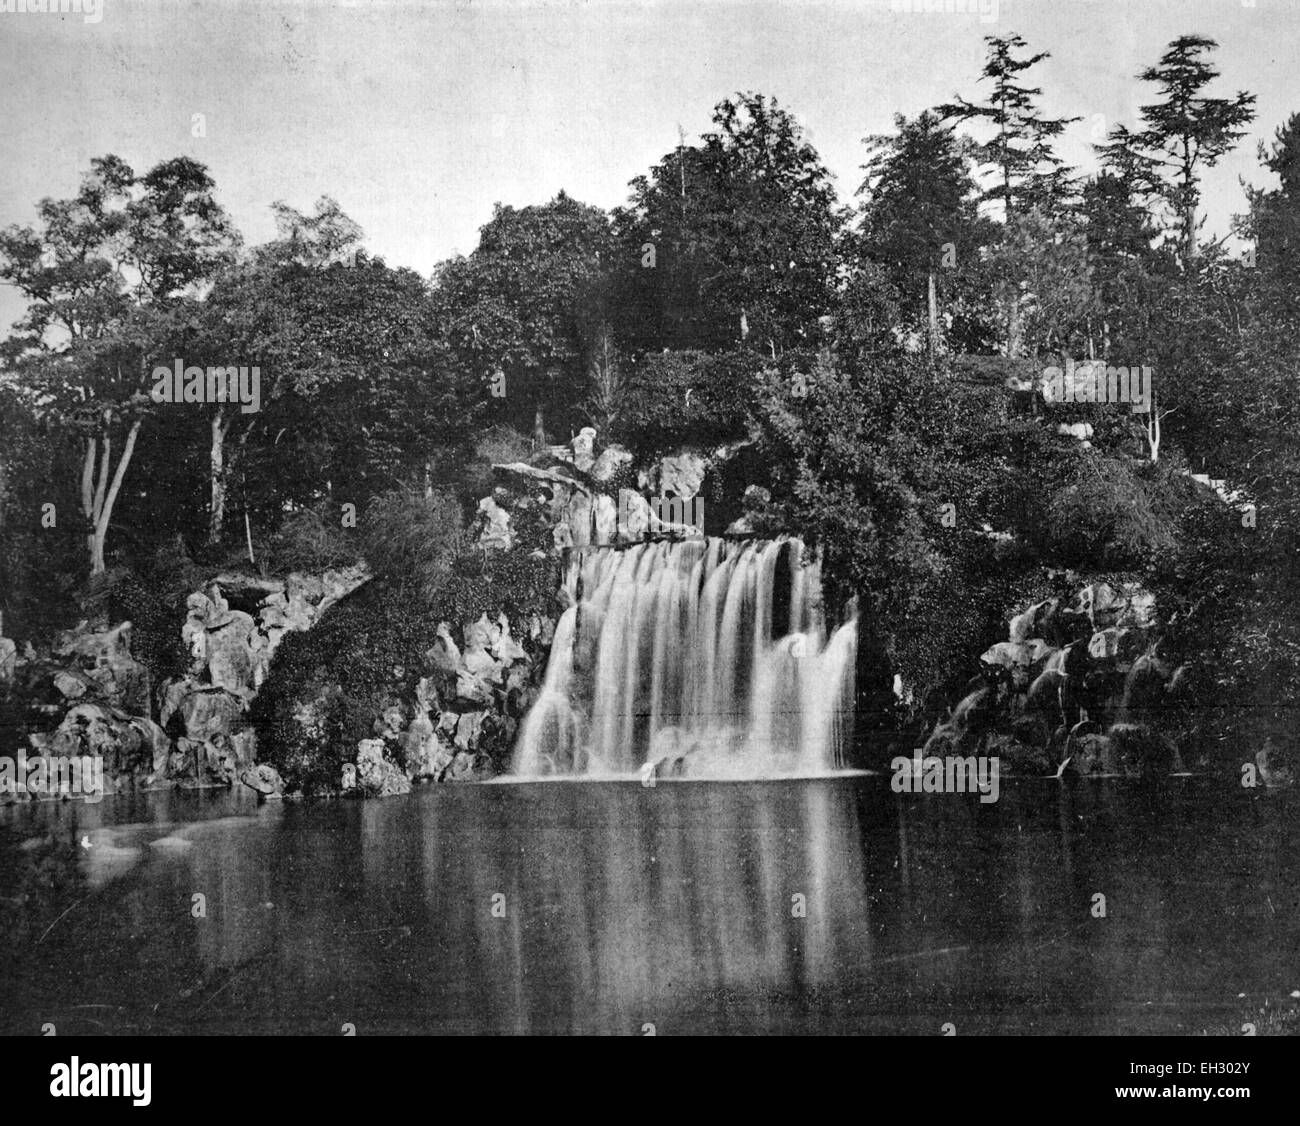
<box><xmin>938</xmin><ymin>34</ymin><xmax>1079</xmax><ymax>222</ymax></box>
<box><xmin>1098</xmin><ymin>35</ymin><xmax>1255</xmax><ymax>269</ymax></box>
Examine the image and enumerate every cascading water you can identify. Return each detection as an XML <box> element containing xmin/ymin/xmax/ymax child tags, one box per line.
<box><xmin>513</xmin><ymin>536</ymin><xmax>858</xmax><ymax>779</ymax></box>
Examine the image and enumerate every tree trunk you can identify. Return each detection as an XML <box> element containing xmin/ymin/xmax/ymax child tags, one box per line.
<box><xmin>533</xmin><ymin>404</ymin><xmax>546</xmax><ymax>449</ymax></box>
<box><xmin>1144</xmin><ymin>393</ymin><xmax>1161</xmax><ymax>463</ymax></box>
<box><xmin>80</xmin><ymin>438</ymin><xmax>98</xmax><ymax>568</ymax></box>
<box><xmin>927</xmin><ymin>270</ymin><xmax>939</xmax><ymax>351</ymax></box>
<box><xmin>1005</xmin><ymin>296</ymin><xmax>1022</xmax><ymax>358</ymax></box>
<box><xmin>208</xmin><ymin>407</ymin><xmax>229</xmax><ymax>545</ymax></box>
<box><xmin>84</xmin><ymin>419</ymin><xmax>142</xmax><ymax>576</ymax></box>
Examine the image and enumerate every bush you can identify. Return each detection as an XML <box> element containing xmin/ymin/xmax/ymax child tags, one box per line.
<box><xmin>266</xmin><ymin>503</ymin><xmax>362</xmax><ymax>573</ymax></box>
<box><xmin>1039</xmin><ymin>456</ymin><xmax>1179</xmax><ymax>569</ymax></box>
<box><xmin>361</xmin><ymin>485</ymin><xmax>465</xmax><ymax>603</ymax></box>
<box><xmin>448</xmin><ymin>425</ymin><xmax>537</xmax><ymax>510</ymax></box>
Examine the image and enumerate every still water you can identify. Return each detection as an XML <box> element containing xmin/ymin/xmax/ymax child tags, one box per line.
<box><xmin>1</xmin><ymin>776</ymin><xmax>1296</xmax><ymax>1035</ymax></box>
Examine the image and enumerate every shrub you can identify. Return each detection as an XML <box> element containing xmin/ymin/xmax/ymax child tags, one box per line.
<box><xmin>1039</xmin><ymin>456</ymin><xmax>1179</xmax><ymax>569</ymax></box>
<box><xmin>448</xmin><ymin>425</ymin><xmax>537</xmax><ymax>509</ymax></box>
<box><xmin>267</xmin><ymin>502</ymin><xmax>362</xmax><ymax>573</ymax></box>
<box><xmin>361</xmin><ymin>485</ymin><xmax>465</xmax><ymax>603</ymax></box>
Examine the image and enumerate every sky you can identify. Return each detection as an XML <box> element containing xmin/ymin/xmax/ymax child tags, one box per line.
<box><xmin>2</xmin><ymin>0</ymin><xmax>1299</xmax><ymax>336</ymax></box>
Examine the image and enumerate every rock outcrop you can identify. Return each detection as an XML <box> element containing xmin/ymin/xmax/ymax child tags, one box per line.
<box><xmin>3</xmin><ymin>566</ymin><xmax>365</xmax><ymax>802</ymax></box>
<box><xmin>159</xmin><ymin>566</ymin><xmax>368</xmax><ymax>793</ymax></box>
<box><xmin>919</xmin><ymin>578</ymin><xmax>1193</xmax><ymax>779</ymax></box>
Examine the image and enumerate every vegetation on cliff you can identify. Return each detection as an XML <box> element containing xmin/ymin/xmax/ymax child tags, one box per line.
<box><xmin>3</xmin><ymin>36</ymin><xmax>1298</xmax><ymax>784</ymax></box>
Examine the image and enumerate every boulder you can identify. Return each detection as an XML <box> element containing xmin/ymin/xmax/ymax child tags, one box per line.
<box><xmin>53</xmin><ymin>669</ymin><xmax>93</xmax><ymax>700</ymax></box>
<box><xmin>1087</xmin><ymin>627</ymin><xmax>1149</xmax><ymax>665</ymax></box>
<box><xmin>591</xmin><ymin>443</ymin><xmax>632</xmax><ymax>483</ymax></box>
<box><xmin>413</xmin><ymin>732</ymin><xmax>456</xmax><ymax>781</ymax></box>
<box><xmin>129</xmin><ymin>716</ymin><xmax>172</xmax><ymax>776</ymax></box>
<box><xmin>643</xmin><ymin>451</ymin><xmax>706</xmax><ymax>500</ymax></box>
<box><xmin>1066</xmin><ymin>583</ymin><xmax>1122</xmax><ymax>630</ymax></box>
<box><xmin>455</xmin><ymin>669</ymin><xmax>495</xmax><ymax>706</ymax></box>
<box><xmin>179</xmin><ymin>688</ymin><xmax>244</xmax><ymax>743</ymax></box>
<box><xmin>1116</xmin><ymin>586</ymin><xmax>1157</xmax><ymax>628</ymax></box>
<box><xmin>427</xmin><ymin>624</ymin><xmax>461</xmax><ymax>674</ymax></box>
<box><xmin>0</xmin><ymin>634</ymin><xmax>16</xmax><ymax>684</ymax></box>
<box><xmin>402</xmin><ymin>710</ymin><xmax>436</xmax><ymax>773</ymax></box>
<box><xmin>462</xmin><ymin>639</ymin><xmax>502</xmax><ymax>684</ymax></box>
<box><xmin>1009</xmin><ymin>598</ymin><xmax>1064</xmax><ymax>644</ymax></box>
<box><xmin>241</xmin><ymin>763</ymin><xmax>284</xmax><ymax>798</ymax></box>
<box><xmin>492</xmin><ymin>461</ymin><xmax>590</xmax><ymax>492</ymax></box>
<box><xmin>979</xmin><ymin>639</ymin><xmax>1055</xmax><ymax>689</ymax></box>
<box><xmin>1069</xmin><ymin>733</ymin><xmax>1119</xmax><ymax>776</ymax></box>
<box><xmin>1056</xmin><ymin>421</ymin><xmax>1094</xmax><ymax>441</ymax></box>
<box><xmin>373</xmin><ymin>703</ymin><xmax>406</xmax><ymax>739</ymax></box>
<box><xmin>573</xmin><ymin>427</ymin><xmax>597</xmax><ymax>472</ymax></box>
<box><xmin>448</xmin><ymin>751</ymin><xmax>478</xmax><ymax>781</ymax></box>
<box><xmin>355</xmin><ymin>739</ymin><xmax>411</xmax><ymax>797</ymax></box>
<box><xmin>491</xmin><ymin>613</ymin><xmax>527</xmax><ymax>664</ymax></box>
<box><xmin>1107</xmin><ymin>723</ymin><xmax>1184</xmax><ymax>776</ymax></box>
<box><xmin>726</xmin><ymin>486</ymin><xmax>773</xmax><ymax>535</ymax></box>
<box><xmin>454</xmin><ymin>710</ymin><xmax>486</xmax><ymax>751</ymax></box>
<box><xmin>407</xmin><ymin>678</ymin><xmax>436</xmax><ymax>716</ymax></box>
<box><xmin>206</xmin><ymin>611</ymin><xmax>257</xmax><ymax>695</ymax></box>
<box><xmin>477</xmin><ymin>494</ymin><xmax>515</xmax><ymax>552</ymax></box>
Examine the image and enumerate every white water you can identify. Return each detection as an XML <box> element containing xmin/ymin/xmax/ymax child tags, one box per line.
<box><xmin>512</xmin><ymin>537</ymin><xmax>857</xmax><ymax>779</ymax></box>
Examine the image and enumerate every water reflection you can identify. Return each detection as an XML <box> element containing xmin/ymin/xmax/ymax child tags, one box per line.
<box><xmin>1</xmin><ymin>778</ymin><xmax>1296</xmax><ymax>1034</ymax></box>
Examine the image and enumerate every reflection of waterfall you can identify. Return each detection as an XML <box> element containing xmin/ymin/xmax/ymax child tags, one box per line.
<box><xmin>444</xmin><ymin>778</ymin><xmax>874</xmax><ymax>1034</ymax></box>
<box><xmin>513</xmin><ymin>537</ymin><xmax>858</xmax><ymax>778</ymax></box>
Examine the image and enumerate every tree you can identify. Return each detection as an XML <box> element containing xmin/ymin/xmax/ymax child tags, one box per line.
<box><xmin>201</xmin><ymin>197</ymin><xmax>366</xmax><ymax>545</ymax></box>
<box><xmin>1098</xmin><ymin>35</ymin><xmax>1256</xmax><ymax>268</ymax></box>
<box><xmin>855</xmin><ymin>111</ymin><xmax>989</xmax><ymax>347</ymax></box>
<box><xmin>986</xmin><ymin>206</ymin><xmax>1095</xmax><ymax>360</ymax></box>
<box><xmin>615</xmin><ymin>93</ymin><xmax>845</xmax><ymax>356</ymax></box>
<box><xmin>430</xmin><ymin>192</ymin><xmax>615</xmax><ymax>444</ymax></box>
<box><xmin>1076</xmin><ymin>170</ymin><xmax>1169</xmax><ymax>361</ymax></box>
<box><xmin>1242</xmin><ymin>112</ymin><xmax>1300</xmax><ymax>296</ymax></box>
<box><xmin>0</xmin><ymin>155</ymin><xmax>239</xmax><ymax>575</ymax></box>
<box><xmin>255</xmin><ymin>196</ymin><xmax>365</xmax><ymax>268</ymax></box>
<box><xmin>581</xmin><ymin>324</ymin><xmax>624</xmax><ymax>435</ymax></box>
<box><xmin>197</xmin><ymin>252</ymin><xmax>476</xmax><ymax>546</ymax></box>
<box><xmin>939</xmin><ymin>34</ymin><xmax>1080</xmax><ymax>223</ymax></box>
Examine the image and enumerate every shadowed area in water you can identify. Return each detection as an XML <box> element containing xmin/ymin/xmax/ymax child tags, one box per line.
<box><xmin>1</xmin><ymin>776</ymin><xmax>1296</xmax><ymax>1034</ymax></box>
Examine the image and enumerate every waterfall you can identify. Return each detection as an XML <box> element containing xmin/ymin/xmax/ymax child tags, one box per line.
<box><xmin>513</xmin><ymin>536</ymin><xmax>858</xmax><ymax>779</ymax></box>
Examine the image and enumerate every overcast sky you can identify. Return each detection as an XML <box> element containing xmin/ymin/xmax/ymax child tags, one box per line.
<box><xmin>3</xmin><ymin>0</ymin><xmax>1298</xmax><ymax>336</ymax></box>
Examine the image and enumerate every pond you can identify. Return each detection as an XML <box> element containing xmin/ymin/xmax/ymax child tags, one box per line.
<box><xmin>1</xmin><ymin>775</ymin><xmax>1295</xmax><ymax>1035</ymax></box>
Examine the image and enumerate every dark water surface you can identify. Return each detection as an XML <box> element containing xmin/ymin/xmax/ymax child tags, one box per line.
<box><xmin>1</xmin><ymin>776</ymin><xmax>1296</xmax><ymax>1035</ymax></box>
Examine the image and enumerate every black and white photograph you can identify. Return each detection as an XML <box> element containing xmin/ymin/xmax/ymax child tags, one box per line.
<box><xmin>0</xmin><ymin>0</ymin><xmax>1297</xmax><ymax>1099</ymax></box>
